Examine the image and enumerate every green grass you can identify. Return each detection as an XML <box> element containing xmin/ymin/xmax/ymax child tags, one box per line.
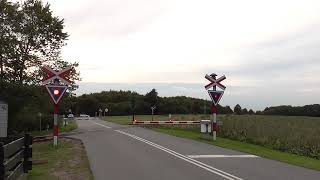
<box><xmin>30</xmin><ymin>119</ymin><xmax>78</xmax><ymax>137</ymax></box>
<box><xmin>28</xmin><ymin>139</ymin><xmax>93</xmax><ymax>180</ymax></box>
<box><xmin>103</xmin><ymin>114</ymin><xmax>320</xmax><ymax>171</ymax></box>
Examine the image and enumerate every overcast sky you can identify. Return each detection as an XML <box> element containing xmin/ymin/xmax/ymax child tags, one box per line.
<box><xmin>44</xmin><ymin>0</ymin><xmax>320</xmax><ymax>110</ymax></box>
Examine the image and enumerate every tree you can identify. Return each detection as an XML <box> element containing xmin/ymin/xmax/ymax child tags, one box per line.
<box><xmin>145</xmin><ymin>89</ymin><xmax>158</xmax><ymax>110</ymax></box>
<box><xmin>2</xmin><ymin>0</ymin><xmax>69</xmax><ymax>84</ymax></box>
<box><xmin>0</xmin><ymin>0</ymin><xmax>19</xmax><ymax>84</ymax></box>
<box><xmin>248</xmin><ymin>109</ymin><xmax>254</xmax><ymax>115</ymax></box>
<box><xmin>234</xmin><ymin>104</ymin><xmax>242</xmax><ymax>115</ymax></box>
<box><xmin>225</xmin><ymin>105</ymin><xmax>233</xmax><ymax>114</ymax></box>
<box><xmin>242</xmin><ymin>108</ymin><xmax>248</xmax><ymax>114</ymax></box>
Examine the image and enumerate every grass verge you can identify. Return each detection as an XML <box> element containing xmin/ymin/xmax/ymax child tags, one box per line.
<box><xmin>28</xmin><ymin>138</ymin><xmax>93</xmax><ymax>180</ymax></box>
<box><xmin>30</xmin><ymin>119</ymin><xmax>78</xmax><ymax>137</ymax></box>
<box><xmin>151</xmin><ymin>127</ymin><xmax>320</xmax><ymax>171</ymax></box>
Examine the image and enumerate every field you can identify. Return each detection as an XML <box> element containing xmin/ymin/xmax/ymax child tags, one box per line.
<box><xmin>102</xmin><ymin>114</ymin><xmax>320</xmax><ymax>166</ymax></box>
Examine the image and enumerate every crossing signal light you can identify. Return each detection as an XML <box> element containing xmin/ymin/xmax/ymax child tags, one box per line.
<box><xmin>53</xmin><ymin>89</ymin><xmax>60</xmax><ymax>96</ymax></box>
<box><xmin>45</xmin><ymin>85</ymin><xmax>67</xmax><ymax>104</ymax></box>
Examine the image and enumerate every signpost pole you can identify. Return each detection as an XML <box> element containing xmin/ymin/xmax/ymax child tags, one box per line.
<box><xmin>212</xmin><ymin>105</ymin><xmax>217</xmax><ymax>140</ymax></box>
<box><xmin>53</xmin><ymin>104</ymin><xmax>59</xmax><ymax>146</ymax></box>
<box><xmin>39</xmin><ymin>113</ymin><xmax>42</xmax><ymax>132</ymax></box>
<box><xmin>211</xmin><ymin>74</ymin><xmax>217</xmax><ymax>141</ymax></box>
<box><xmin>152</xmin><ymin>108</ymin><xmax>154</xmax><ymax>121</ymax></box>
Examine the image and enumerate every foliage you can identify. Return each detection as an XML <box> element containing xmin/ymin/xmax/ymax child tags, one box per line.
<box><xmin>73</xmin><ymin>90</ymin><xmax>235</xmax><ymax>116</ymax></box>
<box><xmin>234</xmin><ymin>104</ymin><xmax>241</xmax><ymax>115</ymax></box>
<box><xmin>0</xmin><ymin>82</ymin><xmax>77</xmax><ymax>133</ymax></box>
<box><xmin>262</xmin><ymin>104</ymin><xmax>320</xmax><ymax>117</ymax></box>
<box><xmin>0</xmin><ymin>0</ymin><xmax>80</xmax><ymax>134</ymax></box>
<box><xmin>0</xmin><ymin>0</ymin><xmax>79</xmax><ymax>86</ymax></box>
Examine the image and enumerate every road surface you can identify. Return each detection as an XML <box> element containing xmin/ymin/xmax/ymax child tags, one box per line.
<box><xmin>71</xmin><ymin>118</ymin><xmax>320</xmax><ymax>180</ymax></box>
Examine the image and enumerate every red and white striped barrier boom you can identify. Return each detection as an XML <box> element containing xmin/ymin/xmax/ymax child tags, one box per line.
<box><xmin>133</xmin><ymin>120</ymin><xmax>200</xmax><ymax>125</ymax></box>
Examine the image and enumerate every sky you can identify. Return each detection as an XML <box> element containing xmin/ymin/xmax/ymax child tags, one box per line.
<box><xmin>43</xmin><ymin>0</ymin><xmax>320</xmax><ymax>110</ymax></box>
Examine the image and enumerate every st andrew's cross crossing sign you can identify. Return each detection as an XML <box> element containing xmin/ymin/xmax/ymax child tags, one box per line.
<box><xmin>42</xmin><ymin>66</ymin><xmax>72</xmax><ymax>85</ymax></box>
<box><xmin>45</xmin><ymin>85</ymin><xmax>68</xmax><ymax>104</ymax></box>
<box><xmin>204</xmin><ymin>74</ymin><xmax>226</xmax><ymax>90</ymax></box>
<box><xmin>208</xmin><ymin>90</ymin><xmax>224</xmax><ymax>106</ymax></box>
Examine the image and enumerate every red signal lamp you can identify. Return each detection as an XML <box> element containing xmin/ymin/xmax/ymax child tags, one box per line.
<box><xmin>53</xmin><ymin>89</ymin><xmax>60</xmax><ymax>96</ymax></box>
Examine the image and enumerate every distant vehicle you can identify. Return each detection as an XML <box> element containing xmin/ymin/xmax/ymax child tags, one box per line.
<box><xmin>79</xmin><ymin>114</ymin><xmax>90</xmax><ymax>120</ymax></box>
<box><xmin>80</xmin><ymin>114</ymin><xmax>90</xmax><ymax>117</ymax></box>
<box><xmin>67</xmin><ymin>114</ymin><xmax>74</xmax><ymax>118</ymax></box>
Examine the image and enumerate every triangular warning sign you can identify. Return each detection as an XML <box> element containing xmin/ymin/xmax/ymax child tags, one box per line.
<box><xmin>45</xmin><ymin>85</ymin><xmax>67</xmax><ymax>104</ymax></box>
<box><xmin>208</xmin><ymin>90</ymin><xmax>224</xmax><ymax>106</ymax></box>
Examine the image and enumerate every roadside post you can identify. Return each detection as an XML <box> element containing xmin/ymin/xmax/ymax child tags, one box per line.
<box><xmin>0</xmin><ymin>101</ymin><xmax>8</xmax><ymax>137</ymax></box>
<box><xmin>151</xmin><ymin>106</ymin><xmax>156</xmax><ymax>121</ymax></box>
<box><xmin>42</xmin><ymin>66</ymin><xmax>72</xmax><ymax>147</ymax></box>
<box><xmin>104</xmin><ymin>108</ymin><xmax>108</xmax><ymax>117</ymax></box>
<box><xmin>38</xmin><ymin>112</ymin><xmax>42</xmax><ymax>132</ymax></box>
<box><xmin>99</xmin><ymin>108</ymin><xmax>102</xmax><ymax>117</ymax></box>
<box><xmin>204</xmin><ymin>73</ymin><xmax>226</xmax><ymax>140</ymax></box>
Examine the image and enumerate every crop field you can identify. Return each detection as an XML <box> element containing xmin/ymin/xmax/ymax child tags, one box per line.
<box><xmin>103</xmin><ymin>114</ymin><xmax>320</xmax><ymax>159</ymax></box>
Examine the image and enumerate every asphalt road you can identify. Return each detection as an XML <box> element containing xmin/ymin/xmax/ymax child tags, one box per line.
<box><xmin>71</xmin><ymin>118</ymin><xmax>320</xmax><ymax>180</ymax></box>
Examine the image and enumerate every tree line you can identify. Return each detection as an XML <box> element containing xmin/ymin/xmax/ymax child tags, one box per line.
<box><xmin>71</xmin><ymin>89</ymin><xmax>251</xmax><ymax>116</ymax></box>
<box><xmin>71</xmin><ymin>90</ymin><xmax>320</xmax><ymax>118</ymax></box>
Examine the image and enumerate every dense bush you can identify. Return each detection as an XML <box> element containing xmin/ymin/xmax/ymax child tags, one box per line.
<box><xmin>0</xmin><ymin>83</ymin><xmax>72</xmax><ymax>134</ymax></box>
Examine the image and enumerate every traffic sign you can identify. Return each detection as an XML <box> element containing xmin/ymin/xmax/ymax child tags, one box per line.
<box><xmin>45</xmin><ymin>85</ymin><xmax>68</xmax><ymax>104</ymax></box>
<box><xmin>205</xmin><ymin>74</ymin><xmax>226</xmax><ymax>90</ymax></box>
<box><xmin>208</xmin><ymin>90</ymin><xmax>224</xmax><ymax>106</ymax></box>
<box><xmin>42</xmin><ymin>66</ymin><xmax>72</xmax><ymax>85</ymax></box>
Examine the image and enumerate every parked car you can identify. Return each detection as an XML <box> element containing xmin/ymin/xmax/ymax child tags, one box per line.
<box><xmin>67</xmin><ymin>114</ymin><xmax>74</xmax><ymax>118</ymax></box>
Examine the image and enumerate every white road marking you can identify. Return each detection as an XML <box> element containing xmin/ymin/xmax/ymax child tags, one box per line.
<box><xmin>90</xmin><ymin>121</ymin><xmax>111</xmax><ymax>128</ymax></box>
<box><xmin>188</xmin><ymin>155</ymin><xmax>258</xmax><ymax>158</ymax></box>
<box><xmin>115</xmin><ymin>129</ymin><xmax>243</xmax><ymax>180</ymax></box>
<box><xmin>91</xmin><ymin>121</ymin><xmax>243</xmax><ymax>180</ymax></box>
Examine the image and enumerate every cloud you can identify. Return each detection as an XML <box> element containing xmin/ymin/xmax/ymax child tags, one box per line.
<box><xmin>40</xmin><ymin>0</ymin><xmax>320</xmax><ymax>109</ymax></box>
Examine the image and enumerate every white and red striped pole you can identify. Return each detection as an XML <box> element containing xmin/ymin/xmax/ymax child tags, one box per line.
<box><xmin>53</xmin><ymin>104</ymin><xmax>59</xmax><ymax>146</ymax></box>
<box><xmin>212</xmin><ymin>105</ymin><xmax>217</xmax><ymax>140</ymax></box>
<box><xmin>211</xmin><ymin>73</ymin><xmax>217</xmax><ymax>141</ymax></box>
